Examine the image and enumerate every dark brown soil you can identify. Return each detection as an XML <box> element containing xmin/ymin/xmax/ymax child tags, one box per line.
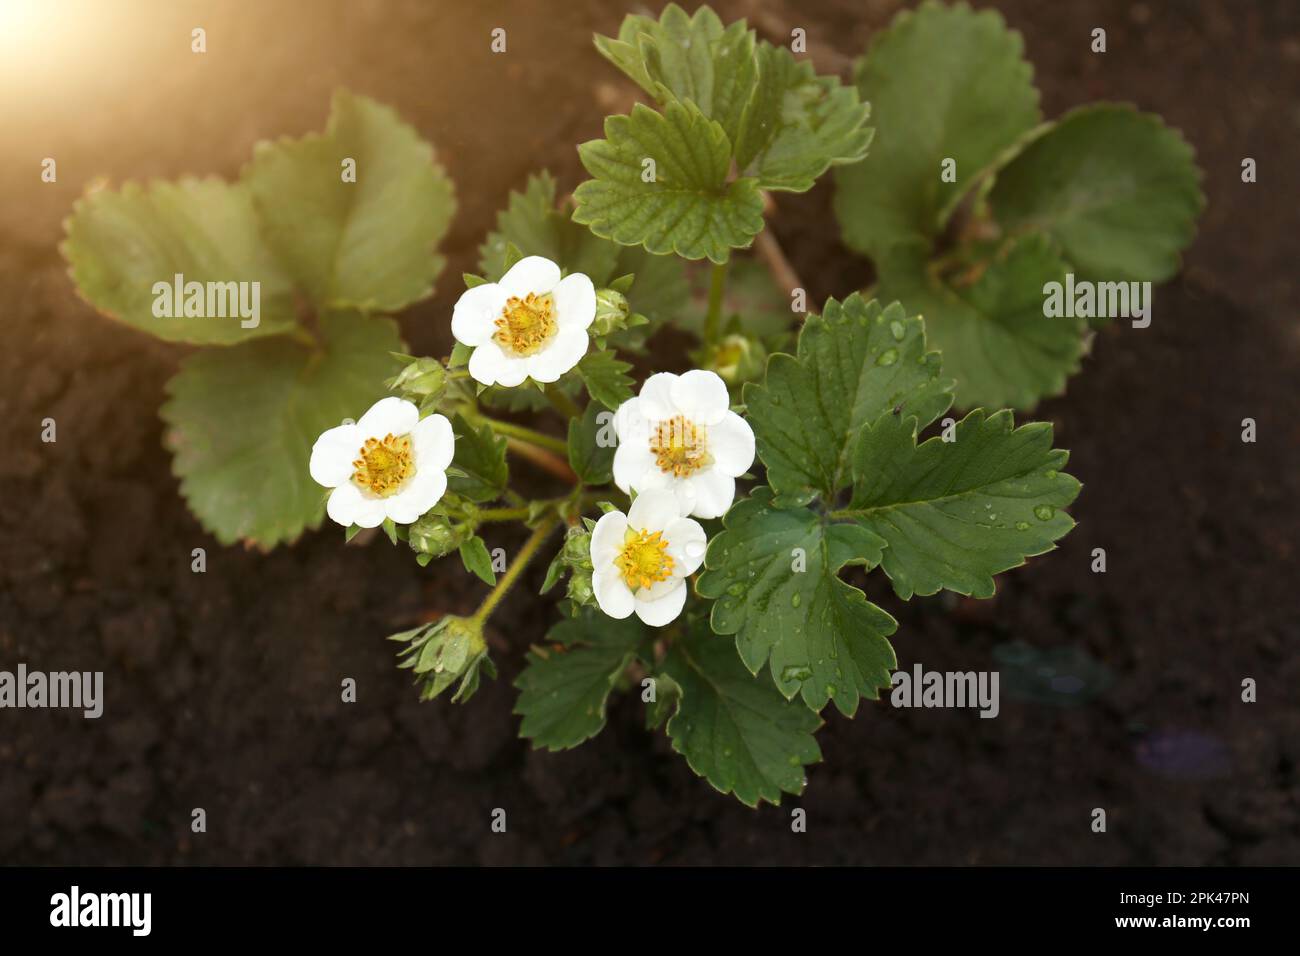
<box><xmin>1</xmin><ymin>0</ymin><xmax>1297</xmax><ymax>865</ymax></box>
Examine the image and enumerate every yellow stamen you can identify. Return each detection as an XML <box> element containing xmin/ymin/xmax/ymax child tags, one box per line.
<box><xmin>351</xmin><ymin>433</ymin><xmax>414</xmax><ymax>497</ymax></box>
<box><xmin>615</xmin><ymin>527</ymin><xmax>674</xmax><ymax>591</ymax></box>
<box><xmin>650</xmin><ymin>415</ymin><xmax>712</xmax><ymax>477</ymax></box>
<box><xmin>493</xmin><ymin>291</ymin><xmax>557</xmax><ymax>357</ymax></box>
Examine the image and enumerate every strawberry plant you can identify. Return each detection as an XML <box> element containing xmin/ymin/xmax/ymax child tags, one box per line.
<box><xmin>834</xmin><ymin>1</ymin><xmax>1204</xmax><ymax>410</ymax></box>
<box><xmin>65</xmin><ymin>3</ymin><xmax>1220</xmax><ymax>807</ymax></box>
<box><xmin>60</xmin><ymin>91</ymin><xmax>455</xmax><ymax>548</ymax></box>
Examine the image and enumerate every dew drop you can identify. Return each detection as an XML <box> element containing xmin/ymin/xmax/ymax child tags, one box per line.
<box><xmin>889</xmin><ymin>320</ymin><xmax>906</xmax><ymax>341</ymax></box>
<box><xmin>1034</xmin><ymin>504</ymin><xmax>1055</xmax><ymax>521</ymax></box>
<box><xmin>1015</xmin><ymin>521</ymin><xmax>1030</xmax><ymax>531</ymax></box>
<box><xmin>876</xmin><ymin>348</ymin><xmax>899</xmax><ymax>367</ymax></box>
<box><xmin>781</xmin><ymin>664</ymin><xmax>812</xmax><ymax>683</ymax></box>
<box><xmin>791</xmin><ymin>593</ymin><xmax>801</xmax><ymax>608</ymax></box>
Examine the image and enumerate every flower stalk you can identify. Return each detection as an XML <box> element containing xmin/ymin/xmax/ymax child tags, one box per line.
<box><xmin>545</xmin><ymin>384</ymin><xmax>582</xmax><ymax>420</ymax></box>
<box><xmin>470</xmin><ymin>515</ymin><xmax>562</xmax><ymax>627</ymax></box>
<box><xmin>703</xmin><ymin>258</ymin><xmax>729</xmax><ymax>348</ymax></box>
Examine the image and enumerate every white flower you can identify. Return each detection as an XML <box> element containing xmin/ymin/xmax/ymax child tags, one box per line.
<box><xmin>590</xmin><ymin>490</ymin><xmax>706</xmax><ymax>627</ymax></box>
<box><xmin>309</xmin><ymin>396</ymin><xmax>453</xmax><ymax>528</ymax></box>
<box><xmin>451</xmin><ymin>255</ymin><xmax>595</xmax><ymax>387</ymax></box>
<box><xmin>612</xmin><ymin>370</ymin><xmax>755</xmax><ymax>520</ymax></box>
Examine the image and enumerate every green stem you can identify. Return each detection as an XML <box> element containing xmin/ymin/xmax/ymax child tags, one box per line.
<box><xmin>545</xmin><ymin>385</ymin><xmax>582</xmax><ymax>420</ymax></box>
<box><xmin>477</xmin><ymin>506</ymin><xmax>531</xmax><ymax>523</ymax></box>
<box><xmin>703</xmin><ymin>259</ymin><xmax>729</xmax><ymax>348</ymax></box>
<box><xmin>470</xmin><ymin>516</ymin><xmax>561</xmax><ymax>625</ymax></box>
<box><xmin>470</xmin><ymin>414</ymin><xmax>568</xmax><ymax>456</ymax></box>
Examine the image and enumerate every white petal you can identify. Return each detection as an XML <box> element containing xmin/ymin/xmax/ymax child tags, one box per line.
<box><xmin>612</xmin><ymin>396</ymin><xmax>645</xmax><ymax>442</ymax></box>
<box><xmin>384</xmin><ymin>469</ymin><xmax>447</xmax><ymax>525</ymax></box>
<box><xmin>665</xmin><ymin>517</ymin><xmax>707</xmax><ymax>575</ymax></box>
<box><xmin>309</xmin><ymin>423</ymin><xmax>361</xmax><ymax>487</ymax></box>
<box><xmin>667</xmin><ymin>477</ymin><xmax>699</xmax><ymax>518</ymax></box>
<box><xmin>671</xmin><ymin>369</ymin><xmax>730</xmax><ymax>425</ymax></box>
<box><xmin>637</xmin><ymin>372</ymin><xmax>680</xmax><ymax>422</ymax></box>
<box><xmin>493</xmin><ymin>354</ymin><xmax>532</xmax><ymax>387</ymax></box>
<box><xmin>551</xmin><ymin>272</ymin><xmax>596</xmax><ymax>330</ymax></box>
<box><xmin>628</xmin><ymin>488</ymin><xmax>684</xmax><ymax>532</ymax></box>
<box><xmin>412</xmin><ymin>413</ymin><xmax>455</xmax><ymax>472</ymax></box>
<box><xmin>709</xmin><ymin>411</ymin><xmax>756</xmax><ymax>476</ymax></box>
<box><xmin>451</xmin><ymin>282</ymin><xmax>507</xmax><ymax>347</ymax></box>
<box><xmin>593</xmin><ymin>567</ymin><xmax>635</xmax><ymax>619</ymax></box>
<box><xmin>590</xmin><ymin>511</ymin><xmax>629</xmax><ymax>566</ymax></box>
<box><xmin>526</xmin><ymin>326</ymin><xmax>588</xmax><ymax>382</ymax></box>
<box><xmin>468</xmin><ymin>341</ymin><xmax>529</xmax><ymax>388</ymax></box>
<box><xmin>326</xmin><ymin>483</ymin><xmax>385</xmax><ymax>529</ymax></box>
<box><xmin>357</xmin><ymin>396</ymin><xmax>419</xmax><ymax>439</ymax></box>
<box><xmin>687</xmin><ymin>469</ymin><xmax>735</xmax><ymax>520</ymax></box>
<box><xmin>500</xmin><ymin>255</ymin><xmax>561</xmax><ymax>296</ymax></box>
<box><xmin>611</xmin><ymin>436</ymin><xmax>655</xmax><ymax>495</ymax></box>
<box><xmin>634</xmin><ymin>579</ymin><xmax>687</xmax><ymax>627</ymax></box>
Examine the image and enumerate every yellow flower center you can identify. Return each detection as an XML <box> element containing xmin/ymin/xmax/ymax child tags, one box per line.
<box><xmin>493</xmin><ymin>291</ymin><xmax>557</xmax><ymax>357</ymax></box>
<box><xmin>351</xmin><ymin>433</ymin><xmax>414</xmax><ymax>497</ymax></box>
<box><xmin>615</xmin><ymin>527</ymin><xmax>674</xmax><ymax>591</ymax></box>
<box><xmin>650</xmin><ymin>415</ymin><xmax>712</xmax><ymax>477</ymax></box>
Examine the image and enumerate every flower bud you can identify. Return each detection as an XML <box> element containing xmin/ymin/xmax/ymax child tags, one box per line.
<box><xmin>392</xmin><ymin>615</ymin><xmax>494</xmax><ymax>703</ymax></box>
<box><xmin>592</xmin><ymin>288</ymin><xmax>631</xmax><ymax>338</ymax></box>
<box><xmin>566</xmin><ymin>565</ymin><xmax>595</xmax><ymax>607</ymax></box>
<box><xmin>561</xmin><ymin>525</ymin><xmax>594</xmax><ymax>570</ymax></box>
<box><xmin>408</xmin><ymin>512</ymin><xmax>470</xmax><ymax>558</ymax></box>
<box><xmin>707</xmin><ymin>334</ymin><xmax>766</xmax><ymax>386</ymax></box>
<box><xmin>390</xmin><ymin>357</ymin><xmax>447</xmax><ymax>402</ymax></box>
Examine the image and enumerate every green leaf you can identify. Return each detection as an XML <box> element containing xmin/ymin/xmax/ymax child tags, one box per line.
<box><xmin>735</xmin><ymin>41</ymin><xmax>873</xmax><ymax>193</ymax></box>
<box><xmin>594</xmin><ymin>4</ymin><xmax>757</xmax><ymax>147</ymax></box>
<box><xmin>448</xmin><ymin>414</ymin><xmax>508</xmax><ymax>503</ymax></box>
<box><xmin>842</xmin><ymin>408</ymin><xmax>1080</xmax><ymax>600</ymax></box>
<box><xmin>160</xmin><ymin>311</ymin><xmax>403</xmax><ymax>547</ymax></box>
<box><xmin>656</xmin><ymin>620</ymin><xmax>823</xmax><ymax>807</ymax></box>
<box><xmin>644</xmin><ymin>670</ymin><xmax>681</xmax><ymax>731</ymax></box>
<box><xmin>876</xmin><ymin>235</ymin><xmax>1083</xmax><ymax>411</ymax></box>
<box><xmin>539</xmin><ymin>550</ymin><xmax>566</xmax><ymax>595</ymax></box>
<box><xmin>834</xmin><ymin>1</ymin><xmax>1040</xmax><ymax>256</ymax></box>
<box><xmin>61</xmin><ymin>178</ymin><xmax>297</xmax><ymax>345</ymax></box>
<box><xmin>567</xmin><ymin>401</ymin><xmax>615</xmax><ymax>485</ymax></box>
<box><xmin>242</xmin><ymin>89</ymin><xmax>455</xmax><ymax>312</ymax></box>
<box><xmin>477</xmin><ymin>171</ymin><xmax>689</xmax><ymax>350</ymax></box>
<box><xmin>514</xmin><ymin>610</ymin><xmax>644</xmax><ymax>750</ymax></box>
<box><xmin>609</xmin><ymin>245</ymin><xmax>691</xmax><ymax>347</ymax></box>
<box><xmin>577</xmin><ymin>348</ymin><xmax>635</xmax><ymax>410</ymax></box>
<box><xmin>696</xmin><ymin>488</ymin><xmax>897</xmax><ymax>716</ymax></box>
<box><xmin>988</xmin><ymin>104</ymin><xmax>1204</xmax><ymax>283</ymax></box>
<box><xmin>459</xmin><ymin>535</ymin><xmax>497</xmax><ymax>586</ymax></box>
<box><xmin>573</xmin><ymin>100</ymin><xmax>765</xmax><ymax>263</ymax></box>
<box><xmin>478</xmin><ymin>171</ymin><xmax>621</xmax><ymax>284</ymax></box>
<box><xmin>743</xmin><ymin>294</ymin><xmax>953</xmax><ymax>505</ymax></box>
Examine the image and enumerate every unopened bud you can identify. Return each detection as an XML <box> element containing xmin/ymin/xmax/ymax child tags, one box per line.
<box><xmin>562</xmin><ymin>525</ymin><xmax>594</xmax><ymax>570</ymax></box>
<box><xmin>566</xmin><ymin>565</ymin><xmax>595</xmax><ymax>607</ymax></box>
<box><xmin>592</xmin><ymin>288</ymin><xmax>631</xmax><ymax>337</ymax></box>
<box><xmin>409</xmin><ymin>512</ymin><xmax>470</xmax><ymax>558</ymax></box>
<box><xmin>708</xmin><ymin>334</ymin><xmax>766</xmax><ymax>386</ymax></box>
<box><xmin>390</xmin><ymin>357</ymin><xmax>447</xmax><ymax>402</ymax></box>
